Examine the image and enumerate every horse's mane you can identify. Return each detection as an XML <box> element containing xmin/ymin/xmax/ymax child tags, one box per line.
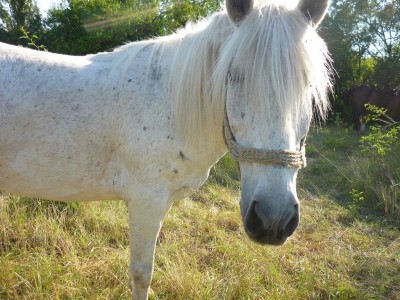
<box><xmin>109</xmin><ymin>0</ymin><xmax>332</xmax><ymax>149</ymax></box>
<box><xmin>170</xmin><ymin>0</ymin><xmax>332</xmax><ymax>148</ymax></box>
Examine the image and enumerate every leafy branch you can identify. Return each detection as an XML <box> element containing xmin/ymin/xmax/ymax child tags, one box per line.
<box><xmin>19</xmin><ymin>26</ymin><xmax>47</xmax><ymax>51</ymax></box>
<box><xmin>360</xmin><ymin>104</ymin><xmax>399</xmax><ymax>156</ymax></box>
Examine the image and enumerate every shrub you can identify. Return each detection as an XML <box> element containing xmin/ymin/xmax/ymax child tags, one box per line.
<box><xmin>349</xmin><ymin>105</ymin><xmax>400</xmax><ymax>217</ymax></box>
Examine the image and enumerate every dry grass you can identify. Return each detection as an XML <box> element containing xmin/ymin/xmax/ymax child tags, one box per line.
<box><xmin>152</xmin><ymin>184</ymin><xmax>400</xmax><ymax>300</ymax></box>
<box><xmin>1</xmin><ymin>126</ymin><xmax>400</xmax><ymax>299</ymax></box>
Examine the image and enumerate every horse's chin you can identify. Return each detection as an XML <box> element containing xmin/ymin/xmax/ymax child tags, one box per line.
<box><xmin>244</xmin><ymin>227</ymin><xmax>288</xmax><ymax>246</ymax></box>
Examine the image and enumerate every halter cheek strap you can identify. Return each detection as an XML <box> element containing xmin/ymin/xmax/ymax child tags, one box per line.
<box><xmin>223</xmin><ymin>113</ymin><xmax>306</xmax><ymax>168</ymax></box>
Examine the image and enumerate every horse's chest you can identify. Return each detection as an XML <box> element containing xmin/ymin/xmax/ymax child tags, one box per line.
<box><xmin>118</xmin><ymin>128</ymin><xmax>211</xmax><ymax>199</ymax></box>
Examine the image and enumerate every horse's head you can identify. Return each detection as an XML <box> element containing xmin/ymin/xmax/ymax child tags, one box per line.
<box><xmin>221</xmin><ymin>0</ymin><xmax>331</xmax><ymax>245</ymax></box>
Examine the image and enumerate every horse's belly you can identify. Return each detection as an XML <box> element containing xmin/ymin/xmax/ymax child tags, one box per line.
<box><xmin>0</xmin><ymin>177</ymin><xmax>118</xmax><ymax>202</ymax></box>
<box><xmin>0</xmin><ymin>161</ymin><xmax>120</xmax><ymax>201</ymax></box>
<box><xmin>0</xmin><ymin>88</ymin><xmax>123</xmax><ymax>201</ymax></box>
<box><xmin>0</xmin><ymin>128</ymin><xmax>121</xmax><ymax>201</ymax></box>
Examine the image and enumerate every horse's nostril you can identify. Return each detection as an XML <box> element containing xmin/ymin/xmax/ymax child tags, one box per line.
<box><xmin>245</xmin><ymin>201</ymin><xmax>264</xmax><ymax>235</ymax></box>
<box><xmin>283</xmin><ymin>210</ymin><xmax>299</xmax><ymax>237</ymax></box>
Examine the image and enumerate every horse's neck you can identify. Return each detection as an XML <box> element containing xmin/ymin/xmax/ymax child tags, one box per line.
<box><xmin>168</xmin><ymin>14</ymin><xmax>231</xmax><ymax>156</ymax></box>
<box><xmin>123</xmin><ymin>36</ymin><xmax>228</xmax><ymax>173</ymax></box>
<box><xmin>96</xmin><ymin>15</ymin><xmax>230</xmax><ymax>169</ymax></box>
<box><xmin>166</xmin><ymin>45</ymin><xmax>227</xmax><ymax>169</ymax></box>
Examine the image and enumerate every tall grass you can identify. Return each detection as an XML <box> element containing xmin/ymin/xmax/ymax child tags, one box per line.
<box><xmin>1</xmin><ymin>126</ymin><xmax>400</xmax><ymax>299</ymax></box>
<box><xmin>0</xmin><ymin>195</ymin><xmax>131</xmax><ymax>299</ymax></box>
<box><xmin>303</xmin><ymin>124</ymin><xmax>400</xmax><ymax>218</ymax></box>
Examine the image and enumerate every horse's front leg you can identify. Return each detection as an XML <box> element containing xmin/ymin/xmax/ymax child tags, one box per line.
<box><xmin>126</xmin><ymin>195</ymin><xmax>171</xmax><ymax>300</ymax></box>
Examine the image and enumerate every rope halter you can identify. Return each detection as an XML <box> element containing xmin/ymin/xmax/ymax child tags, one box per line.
<box><xmin>223</xmin><ymin>112</ymin><xmax>306</xmax><ymax>168</ymax></box>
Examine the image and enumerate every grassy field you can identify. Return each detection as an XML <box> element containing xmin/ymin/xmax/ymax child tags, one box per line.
<box><xmin>1</xmin><ymin>126</ymin><xmax>399</xmax><ymax>299</ymax></box>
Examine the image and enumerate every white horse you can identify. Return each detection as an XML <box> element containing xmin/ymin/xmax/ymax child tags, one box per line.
<box><xmin>0</xmin><ymin>0</ymin><xmax>332</xmax><ymax>298</ymax></box>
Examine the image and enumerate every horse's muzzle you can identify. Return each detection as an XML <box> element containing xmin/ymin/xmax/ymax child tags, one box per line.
<box><xmin>244</xmin><ymin>200</ymin><xmax>299</xmax><ymax>245</ymax></box>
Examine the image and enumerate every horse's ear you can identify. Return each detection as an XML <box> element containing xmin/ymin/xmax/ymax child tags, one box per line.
<box><xmin>226</xmin><ymin>0</ymin><xmax>254</xmax><ymax>25</ymax></box>
<box><xmin>298</xmin><ymin>0</ymin><xmax>330</xmax><ymax>27</ymax></box>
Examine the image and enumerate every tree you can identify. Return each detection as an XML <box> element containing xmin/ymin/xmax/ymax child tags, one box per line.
<box><xmin>319</xmin><ymin>8</ymin><xmax>358</xmax><ymax>98</ymax></box>
<box><xmin>158</xmin><ymin>0</ymin><xmax>221</xmax><ymax>35</ymax></box>
<box><xmin>0</xmin><ymin>0</ymin><xmax>42</xmax><ymax>45</ymax></box>
<box><xmin>355</xmin><ymin>0</ymin><xmax>400</xmax><ymax>60</ymax></box>
<box><xmin>44</xmin><ymin>0</ymin><xmax>222</xmax><ymax>55</ymax></box>
<box><xmin>353</xmin><ymin>0</ymin><xmax>400</xmax><ymax>89</ymax></box>
<box><xmin>321</xmin><ymin>0</ymin><xmax>400</xmax><ymax>100</ymax></box>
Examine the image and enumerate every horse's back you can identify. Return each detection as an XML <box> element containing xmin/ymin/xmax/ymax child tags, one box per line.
<box><xmin>0</xmin><ymin>41</ymin><xmax>208</xmax><ymax>203</ymax></box>
<box><xmin>0</xmin><ymin>43</ymin><xmax>123</xmax><ymax>201</ymax></box>
<box><xmin>384</xmin><ymin>91</ymin><xmax>400</xmax><ymax>120</ymax></box>
<box><xmin>348</xmin><ymin>86</ymin><xmax>374</xmax><ymax>105</ymax></box>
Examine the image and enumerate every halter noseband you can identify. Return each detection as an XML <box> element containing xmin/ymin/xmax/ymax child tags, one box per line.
<box><xmin>223</xmin><ymin>112</ymin><xmax>306</xmax><ymax>168</ymax></box>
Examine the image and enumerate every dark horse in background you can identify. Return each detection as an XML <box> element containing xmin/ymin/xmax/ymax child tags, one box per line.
<box><xmin>344</xmin><ymin>85</ymin><xmax>400</xmax><ymax>132</ymax></box>
<box><xmin>395</xmin><ymin>84</ymin><xmax>400</xmax><ymax>95</ymax></box>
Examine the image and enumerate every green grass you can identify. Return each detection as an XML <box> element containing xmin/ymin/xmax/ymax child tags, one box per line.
<box><xmin>1</xmin><ymin>126</ymin><xmax>400</xmax><ymax>299</ymax></box>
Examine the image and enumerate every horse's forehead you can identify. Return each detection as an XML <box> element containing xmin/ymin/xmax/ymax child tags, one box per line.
<box><xmin>229</xmin><ymin>99</ymin><xmax>310</xmax><ymax>142</ymax></box>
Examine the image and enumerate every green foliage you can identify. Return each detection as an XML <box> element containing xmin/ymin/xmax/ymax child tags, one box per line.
<box><xmin>1</xmin><ymin>0</ymin><xmax>222</xmax><ymax>54</ymax></box>
<box><xmin>43</xmin><ymin>0</ymin><xmax>222</xmax><ymax>54</ymax></box>
<box><xmin>320</xmin><ymin>0</ymin><xmax>400</xmax><ymax>118</ymax></box>
<box><xmin>360</xmin><ymin>125</ymin><xmax>399</xmax><ymax>156</ymax></box>
<box><xmin>348</xmin><ymin>188</ymin><xmax>365</xmax><ymax>218</ymax></box>
<box><xmin>301</xmin><ymin>125</ymin><xmax>400</xmax><ymax>218</ymax></box>
<box><xmin>208</xmin><ymin>153</ymin><xmax>240</xmax><ymax>189</ymax></box>
<box><xmin>371</xmin><ymin>50</ymin><xmax>400</xmax><ymax>89</ymax></box>
<box><xmin>0</xmin><ymin>0</ymin><xmax>43</xmax><ymax>45</ymax></box>
<box><xmin>43</xmin><ymin>1</ymin><xmax>89</xmax><ymax>54</ymax></box>
<box><xmin>360</xmin><ymin>104</ymin><xmax>400</xmax><ymax>156</ymax></box>
<box><xmin>347</xmin><ymin>152</ymin><xmax>400</xmax><ymax>218</ymax></box>
<box><xmin>319</xmin><ymin>9</ymin><xmax>358</xmax><ymax>98</ymax></box>
<box><xmin>352</xmin><ymin>105</ymin><xmax>400</xmax><ymax>217</ymax></box>
<box><xmin>333</xmin><ymin>112</ymin><xmax>344</xmax><ymax>127</ymax></box>
<box><xmin>19</xmin><ymin>26</ymin><xmax>47</xmax><ymax>50</ymax></box>
<box><xmin>44</xmin><ymin>0</ymin><xmax>159</xmax><ymax>54</ymax></box>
